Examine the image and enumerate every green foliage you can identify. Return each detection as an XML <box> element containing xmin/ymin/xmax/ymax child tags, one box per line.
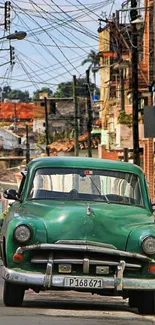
<box><xmin>1</xmin><ymin>86</ymin><xmax>30</xmax><ymax>102</ymax></box>
<box><xmin>0</xmin><ymin>121</ymin><xmax>12</xmax><ymax>127</ymax></box>
<box><xmin>81</xmin><ymin>50</ymin><xmax>100</xmax><ymax>71</ymax></box>
<box><xmin>7</xmin><ymin>90</ymin><xmax>30</xmax><ymax>102</ymax></box>
<box><xmin>36</xmin><ymin>129</ymin><xmax>74</xmax><ymax>151</ymax></box>
<box><xmin>53</xmin><ymin>78</ymin><xmax>100</xmax><ymax>98</ymax></box>
<box><xmin>37</xmin><ymin>132</ymin><xmax>46</xmax><ymax>145</ymax></box>
<box><xmin>53</xmin><ymin>82</ymin><xmax>72</xmax><ymax>98</ymax></box>
<box><xmin>118</xmin><ymin>111</ymin><xmax>132</xmax><ymax>127</ymax></box>
<box><xmin>81</xmin><ymin>50</ymin><xmax>100</xmax><ymax>84</ymax></box>
<box><xmin>1</xmin><ymin>206</ymin><xmax>9</xmax><ymax>220</ymax></box>
<box><xmin>2</xmin><ymin>86</ymin><xmax>11</xmax><ymax>94</ymax></box>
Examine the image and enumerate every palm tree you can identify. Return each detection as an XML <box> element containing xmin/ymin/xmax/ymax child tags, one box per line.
<box><xmin>81</xmin><ymin>50</ymin><xmax>100</xmax><ymax>85</ymax></box>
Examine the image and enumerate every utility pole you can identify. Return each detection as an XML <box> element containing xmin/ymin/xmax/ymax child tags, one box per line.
<box><xmin>25</xmin><ymin>124</ymin><xmax>30</xmax><ymax>164</ymax></box>
<box><xmin>86</xmin><ymin>69</ymin><xmax>92</xmax><ymax>157</ymax></box>
<box><xmin>124</xmin><ymin>148</ymin><xmax>129</xmax><ymax>162</ymax></box>
<box><xmin>14</xmin><ymin>102</ymin><xmax>17</xmax><ymax>131</ymax></box>
<box><xmin>119</xmin><ymin>68</ymin><xmax>125</xmax><ymax>111</ymax></box>
<box><xmin>73</xmin><ymin>75</ymin><xmax>79</xmax><ymax>156</ymax></box>
<box><xmin>44</xmin><ymin>97</ymin><xmax>50</xmax><ymax>156</ymax></box>
<box><xmin>130</xmin><ymin>0</ymin><xmax>140</xmax><ymax>166</ymax></box>
<box><xmin>4</xmin><ymin>1</ymin><xmax>11</xmax><ymax>31</ymax></box>
<box><xmin>117</xmin><ymin>43</ymin><xmax>125</xmax><ymax>111</ymax></box>
<box><xmin>112</xmin><ymin>16</ymin><xmax>125</xmax><ymax>111</ymax></box>
<box><xmin>153</xmin><ymin>0</ymin><xmax>155</xmax><ymax>105</ymax></box>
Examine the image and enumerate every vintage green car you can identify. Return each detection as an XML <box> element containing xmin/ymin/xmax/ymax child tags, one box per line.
<box><xmin>1</xmin><ymin>156</ymin><xmax>155</xmax><ymax>314</ymax></box>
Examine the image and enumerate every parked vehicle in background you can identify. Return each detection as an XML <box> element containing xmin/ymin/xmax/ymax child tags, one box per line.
<box><xmin>0</xmin><ymin>156</ymin><xmax>155</xmax><ymax>314</ymax></box>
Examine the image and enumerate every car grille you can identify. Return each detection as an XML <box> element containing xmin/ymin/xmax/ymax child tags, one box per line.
<box><xmin>27</xmin><ymin>240</ymin><xmax>144</xmax><ymax>275</ymax></box>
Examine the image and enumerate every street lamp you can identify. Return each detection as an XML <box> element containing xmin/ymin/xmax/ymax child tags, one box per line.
<box><xmin>0</xmin><ymin>31</ymin><xmax>27</xmax><ymax>68</ymax></box>
<box><xmin>0</xmin><ymin>31</ymin><xmax>27</xmax><ymax>41</ymax></box>
<box><xmin>131</xmin><ymin>15</ymin><xmax>144</xmax><ymax>30</ymax></box>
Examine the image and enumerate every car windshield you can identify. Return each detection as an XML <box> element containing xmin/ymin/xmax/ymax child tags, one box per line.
<box><xmin>28</xmin><ymin>167</ymin><xmax>144</xmax><ymax>207</ymax></box>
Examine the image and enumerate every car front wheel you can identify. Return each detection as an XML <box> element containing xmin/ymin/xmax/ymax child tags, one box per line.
<box><xmin>128</xmin><ymin>291</ymin><xmax>139</xmax><ymax>308</ymax></box>
<box><xmin>3</xmin><ymin>281</ymin><xmax>25</xmax><ymax>307</ymax></box>
<box><xmin>138</xmin><ymin>291</ymin><xmax>155</xmax><ymax>315</ymax></box>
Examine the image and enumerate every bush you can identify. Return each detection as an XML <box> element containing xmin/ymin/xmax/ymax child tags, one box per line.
<box><xmin>118</xmin><ymin>111</ymin><xmax>132</xmax><ymax>127</ymax></box>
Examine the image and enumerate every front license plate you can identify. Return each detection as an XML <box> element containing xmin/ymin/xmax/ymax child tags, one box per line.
<box><xmin>64</xmin><ymin>277</ymin><xmax>103</xmax><ymax>289</ymax></box>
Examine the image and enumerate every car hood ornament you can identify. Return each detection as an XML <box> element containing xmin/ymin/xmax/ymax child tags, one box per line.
<box><xmin>87</xmin><ymin>204</ymin><xmax>94</xmax><ymax>216</ymax></box>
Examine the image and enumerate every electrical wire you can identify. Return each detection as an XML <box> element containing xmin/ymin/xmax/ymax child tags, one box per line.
<box><xmin>29</xmin><ymin>0</ymin><xmax>90</xmax><ymax>74</ymax></box>
<box><xmin>11</xmin><ymin>3</ymin><xmax>76</xmax><ymax>77</ymax></box>
<box><xmin>0</xmin><ymin>0</ymin><xmax>119</xmax><ymax>93</ymax></box>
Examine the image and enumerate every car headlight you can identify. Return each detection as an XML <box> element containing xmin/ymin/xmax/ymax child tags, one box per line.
<box><xmin>142</xmin><ymin>236</ymin><xmax>155</xmax><ymax>255</ymax></box>
<box><xmin>14</xmin><ymin>225</ymin><xmax>31</xmax><ymax>243</ymax></box>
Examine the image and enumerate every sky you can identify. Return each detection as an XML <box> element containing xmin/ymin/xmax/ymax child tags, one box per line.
<box><xmin>0</xmin><ymin>0</ymin><xmax>125</xmax><ymax>96</ymax></box>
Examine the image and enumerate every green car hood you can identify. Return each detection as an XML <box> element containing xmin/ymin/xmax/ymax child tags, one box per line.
<box><xmin>20</xmin><ymin>200</ymin><xmax>154</xmax><ymax>250</ymax></box>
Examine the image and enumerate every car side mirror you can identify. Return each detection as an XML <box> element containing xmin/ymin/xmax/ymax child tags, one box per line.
<box><xmin>3</xmin><ymin>189</ymin><xmax>19</xmax><ymax>201</ymax></box>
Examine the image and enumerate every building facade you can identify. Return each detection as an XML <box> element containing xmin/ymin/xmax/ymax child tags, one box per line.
<box><xmin>97</xmin><ymin>1</ymin><xmax>155</xmax><ymax>199</ymax></box>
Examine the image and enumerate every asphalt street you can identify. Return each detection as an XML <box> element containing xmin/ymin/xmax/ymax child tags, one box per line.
<box><xmin>0</xmin><ymin>262</ymin><xmax>155</xmax><ymax>325</ymax></box>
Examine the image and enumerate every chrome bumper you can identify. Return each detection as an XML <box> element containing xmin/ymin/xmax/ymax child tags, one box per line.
<box><xmin>2</xmin><ymin>266</ymin><xmax>155</xmax><ymax>291</ymax></box>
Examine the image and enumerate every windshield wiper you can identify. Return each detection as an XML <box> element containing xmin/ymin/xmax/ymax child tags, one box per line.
<box><xmin>104</xmin><ymin>194</ymin><xmax>110</xmax><ymax>203</ymax></box>
<box><xmin>89</xmin><ymin>177</ymin><xmax>110</xmax><ymax>203</ymax></box>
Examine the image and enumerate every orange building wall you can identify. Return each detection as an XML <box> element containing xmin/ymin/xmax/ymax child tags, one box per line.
<box><xmin>0</xmin><ymin>102</ymin><xmax>34</xmax><ymax>120</ymax></box>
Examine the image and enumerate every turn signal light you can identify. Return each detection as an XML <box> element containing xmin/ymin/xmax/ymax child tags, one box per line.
<box><xmin>148</xmin><ymin>264</ymin><xmax>155</xmax><ymax>274</ymax></box>
<box><xmin>13</xmin><ymin>253</ymin><xmax>24</xmax><ymax>262</ymax></box>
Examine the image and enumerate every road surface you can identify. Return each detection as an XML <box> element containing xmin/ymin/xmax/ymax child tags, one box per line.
<box><xmin>0</xmin><ymin>261</ymin><xmax>154</xmax><ymax>325</ymax></box>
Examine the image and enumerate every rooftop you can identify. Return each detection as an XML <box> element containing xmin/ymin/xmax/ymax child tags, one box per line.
<box><xmin>48</xmin><ymin>133</ymin><xmax>100</xmax><ymax>153</ymax></box>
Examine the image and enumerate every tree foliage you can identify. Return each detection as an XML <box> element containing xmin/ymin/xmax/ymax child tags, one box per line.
<box><xmin>53</xmin><ymin>78</ymin><xmax>100</xmax><ymax>98</ymax></box>
<box><xmin>0</xmin><ymin>78</ymin><xmax>100</xmax><ymax>103</ymax></box>
<box><xmin>81</xmin><ymin>50</ymin><xmax>100</xmax><ymax>84</ymax></box>
<box><xmin>0</xmin><ymin>86</ymin><xmax>30</xmax><ymax>102</ymax></box>
<box><xmin>7</xmin><ymin>90</ymin><xmax>30</xmax><ymax>102</ymax></box>
<box><xmin>53</xmin><ymin>82</ymin><xmax>72</xmax><ymax>98</ymax></box>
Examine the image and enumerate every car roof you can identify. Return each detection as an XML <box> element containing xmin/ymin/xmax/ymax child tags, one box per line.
<box><xmin>27</xmin><ymin>156</ymin><xmax>143</xmax><ymax>177</ymax></box>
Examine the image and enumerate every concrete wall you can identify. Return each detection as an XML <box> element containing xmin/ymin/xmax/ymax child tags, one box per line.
<box><xmin>0</xmin><ymin>128</ymin><xmax>20</xmax><ymax>150</ymax></box>
<box><xmin>57</xmin><ymin>149</ymin><xmax>98</xmax><ymax>158</ymax></box>
<box><xmin>115</xmin><ymin>123</ymin><xmax>144</xmax><ymax>149</ymax></box>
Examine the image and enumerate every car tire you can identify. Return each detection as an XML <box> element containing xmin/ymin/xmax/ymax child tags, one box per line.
<box><xmin>128</xmin><ymin>292</ymin><xmax>139</xmax><ymax>308</ymax></box>
<box><xmin>138</xmin><ymin>291</ymin><xmax>155</xmax><ymax>315</ymax></box>
<box><xmin>3</xmin><ymin>281</ymin><xmax>25</xmax><ymax>307</ymax></box>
